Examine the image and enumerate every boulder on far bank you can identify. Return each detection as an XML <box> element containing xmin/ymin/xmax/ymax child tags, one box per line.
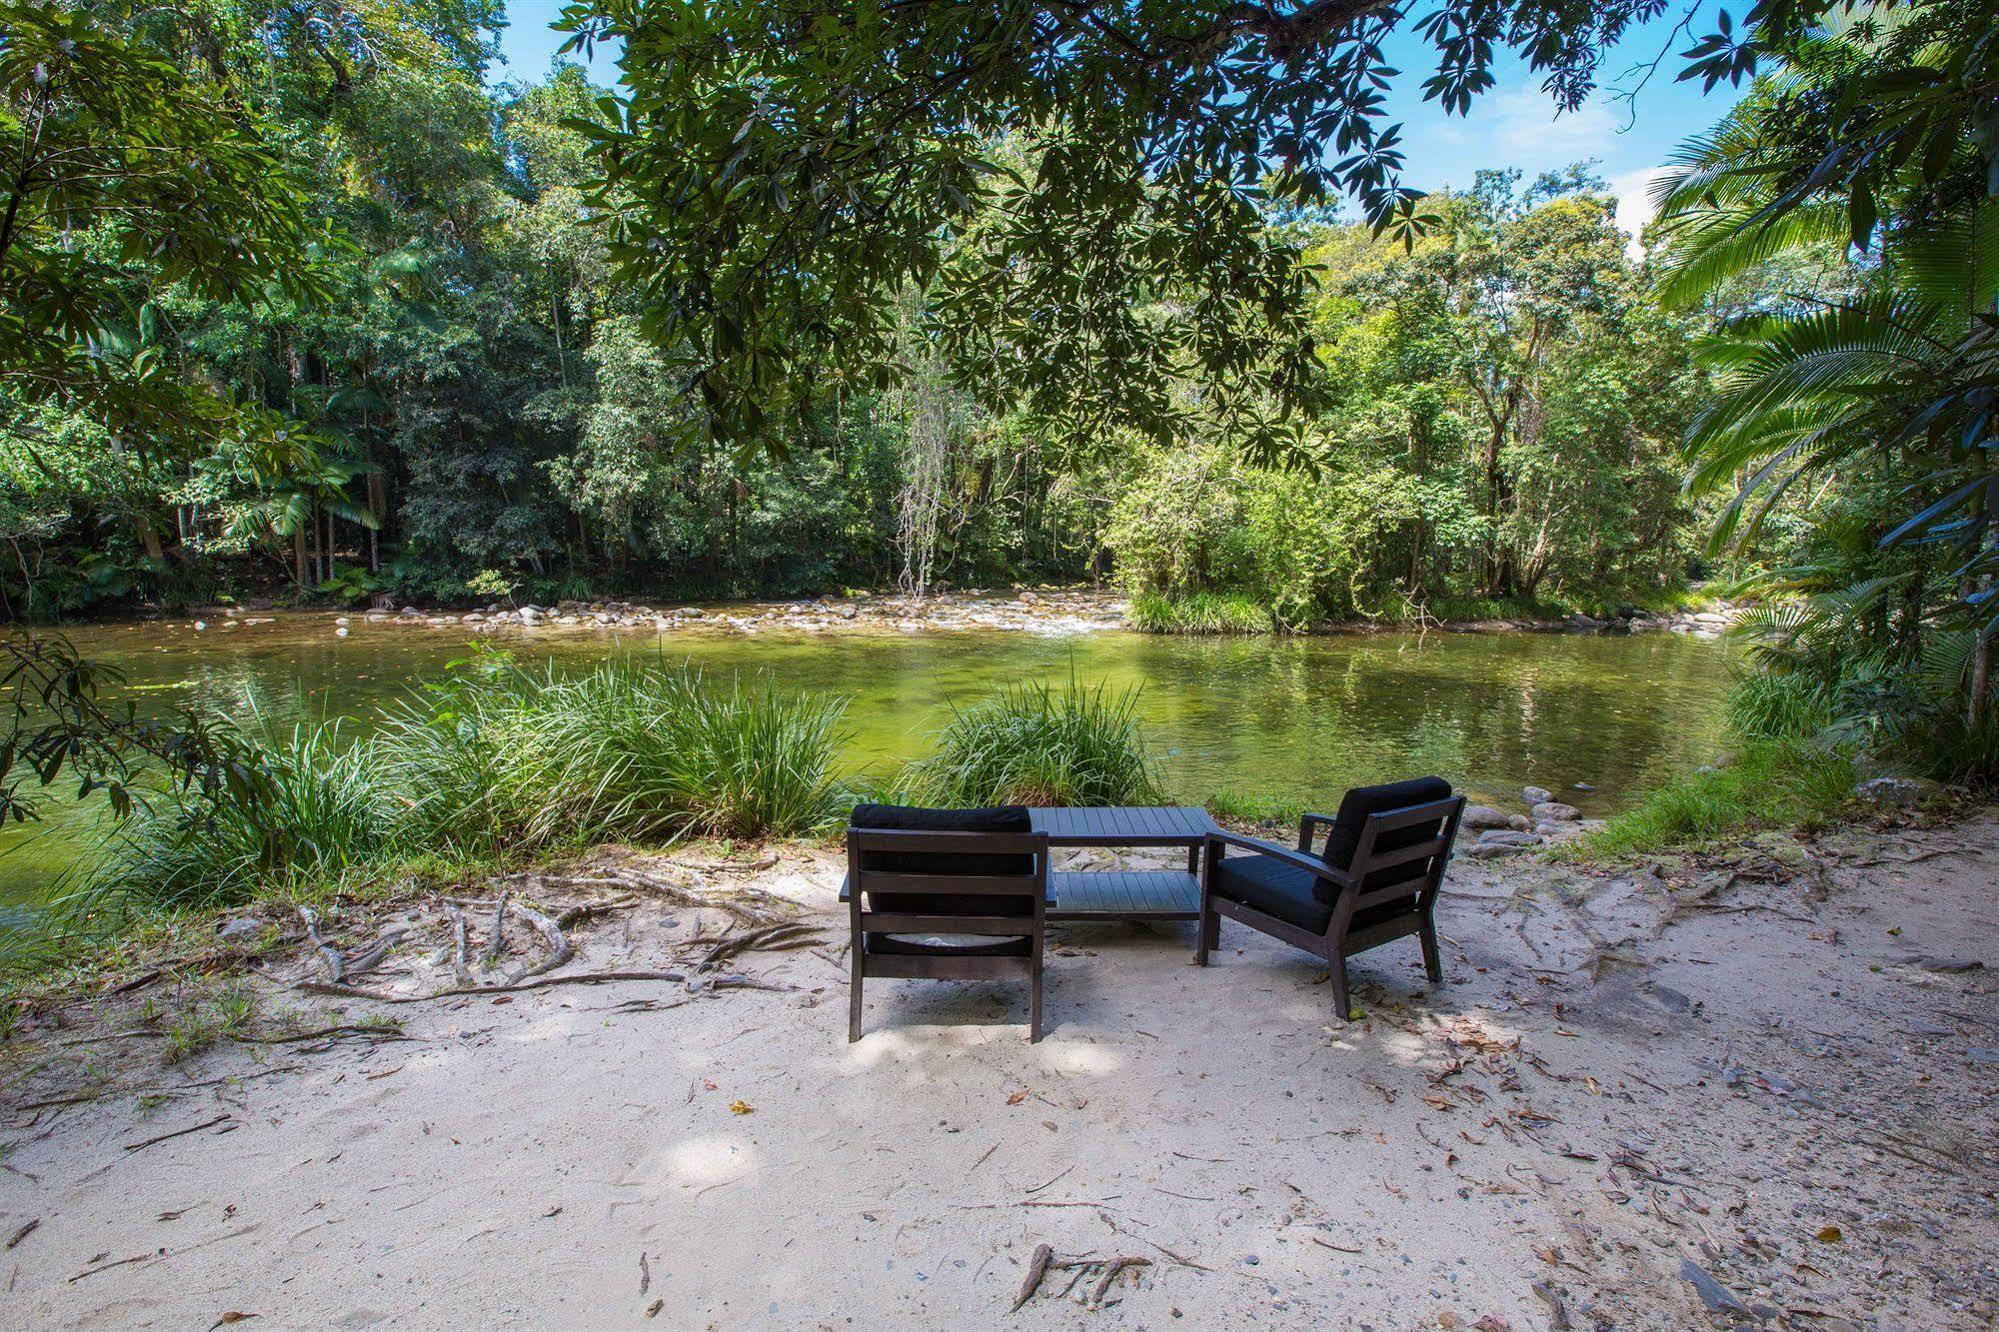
<box><xmin>1854</xmin><ymin>776</ymin><xmax>1943</xmax><ymax>808</ymax></box>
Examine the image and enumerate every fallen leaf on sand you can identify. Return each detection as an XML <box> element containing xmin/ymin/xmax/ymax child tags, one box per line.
<box><xmin>1007</xmin><ymin>1091</ymin><xmax>1028</xmax><ymax>1105</ymax></box>
<box><xmin>729</xmin><ymin>1100</ymin><xmax>755</xmax><ymax>1115</ymax></box>
<box><xmin>209</xmin><ymin>1316</ymin><xmax>257</xmax><ymax>1331</ymax></box>
<box><xmin>1814</xmin><ymin>1225</ymin><xmax>1844</xmax><ymax>1243</ymax></box>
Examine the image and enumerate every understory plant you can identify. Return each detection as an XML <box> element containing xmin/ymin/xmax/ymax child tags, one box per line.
<box><xmin>82</xmin><ymin>717</ymin><xmax>387</xmax><ymax>913</ymax></box>
<box><xmin>77</xmin><ymin>651</ymin><xmax>853</xmax><ymax>917</ymax></box>
<box><xmin>904</xmin><ymin>677</ymin><xmax>1162</xmax><ymax>807</ymax></box>
<box><xmin>1126</xmin><ymin>591</ymin><xmax>1274</xmax><ymax>635</ymax></box>
<box><xmin>1559</xmin><ymin>740</ymin><xmax>1855</xmax><ymax>860</ymax></box>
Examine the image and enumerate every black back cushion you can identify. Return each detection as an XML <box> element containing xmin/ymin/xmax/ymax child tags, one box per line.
<box><xmin>1319</xmin><ymin>776</ymin><xmax>1454</xmax><ymax>899</ymax></box>
<box><xmin>849</xmin><ymin>804</ymin><xmax>1036</xmax><ymax>919</ymax></box>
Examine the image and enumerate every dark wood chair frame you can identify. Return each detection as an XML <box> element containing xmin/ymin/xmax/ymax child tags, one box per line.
<box><xmin>845</xmin><ymin>827</ymin><xmax>1053</xmax><ymax>1042</ymax></box>
<box><xmin>1195</xmin><ymin>796</ymin><xmax>1467</xmax><ymax>1020</ymax></box>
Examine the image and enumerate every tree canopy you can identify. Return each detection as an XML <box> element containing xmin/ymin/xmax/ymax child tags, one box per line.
<box><xmin>555</xmin><ymin>0</ymin><xmax>1873</xmax><ymax>457</ymax></box>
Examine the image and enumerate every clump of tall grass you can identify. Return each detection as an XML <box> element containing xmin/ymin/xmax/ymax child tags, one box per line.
<box><xmin>1205</xmin><ymin>787</ymin><xmax>1306</xmax><ymax>827</ymax></box>
<box><xmin>84</xmin><ymin>717</ymin><xmax>387</xmax><ymax>912</ymax></box>
<box><xmin>1557</xmin><ymin>740</ymin><xmax>1854</xmax><ymax>861</ymax></box>
<box><xmin>1127</xmin><ymin>591</ymin><xmax>1273</xmax><ymax>635</ymax></box>
<box><xmin>904</xmin><ymin>678</ymin><xmax>1162</xmax><ymax>807</ymax></box>
<box><xmin>378</xmin><ymin>654</ymin><xmax>852</xmax><ymax>847</ymax></box>
<box><xmin>74</xmin><ymin>652</ymin><xmax>852</xmax><ymax>917</ymax></box>
<box><xmin>1726</xmin><ymin>669</ymin><xmax>1835</xmax><ymax>742</ymax></box>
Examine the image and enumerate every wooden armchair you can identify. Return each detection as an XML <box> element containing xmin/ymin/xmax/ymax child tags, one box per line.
<box><xmin>1196</xmin><ymin>777</ymin><xmax>1466</xmax><ymax>1020</ymax></box>
<box><xmin>844</xmin><ymin>804</ymin><xmax>1053</xmax><ymax>1042</ymax></box>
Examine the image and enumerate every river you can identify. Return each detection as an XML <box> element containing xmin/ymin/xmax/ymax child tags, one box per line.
<box><xmin>0</xmin><ymin>612</ymin><xmax>1737</xmax><ymax>903</ymax></box>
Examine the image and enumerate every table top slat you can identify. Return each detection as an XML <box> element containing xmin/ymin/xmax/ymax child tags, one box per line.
<box><xmin>1029</xmin><ymin>806</ymin><xmax>1216</xmax><ymax>847</ymax></box>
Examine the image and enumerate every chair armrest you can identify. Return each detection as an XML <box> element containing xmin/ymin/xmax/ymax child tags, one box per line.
<box><xmin>1207</xmin><ymin>830</ymin><xmax>1354</xmax><ymax>890</ymax></box>
<box><xmin>1297</xmin><ymin>812</ymin><xmax>1338</xmax><ymax>852</ymax></box>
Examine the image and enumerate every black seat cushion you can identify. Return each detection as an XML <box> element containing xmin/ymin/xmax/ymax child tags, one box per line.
<box><xmin>1318</xmin><ymin>776</ymin><xmax>1454</xmax><ymax>905</ymax></box>
<box><xmin>1211</xmin><ymin>853</ymin><xmax>1431</xmax><ymax>936</ymax></box>
<box><xmin>849</xmin><ymin>803</ymin><xmax>1036</xmax><ymax>920</ymax></box>
<box><xmin>1212</xmin><ymin>853</ymin><xmax>1331</xmax><ymax>932</ymax></box>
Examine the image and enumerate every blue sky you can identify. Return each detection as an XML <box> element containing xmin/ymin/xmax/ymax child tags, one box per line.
<box><xmin>491</xmin><ymin>2</ymin><xmax>1744</xmax><ymax>242</ymax></box>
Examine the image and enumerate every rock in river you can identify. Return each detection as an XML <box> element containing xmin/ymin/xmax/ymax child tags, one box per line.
<box><xmin>1462</xmin><ymin>804</ymin><xmax>1513</xmax><ymax>831</ymax></box>
<box><xmin>1531</xmin><ymin>801</ymin><xmax>1581</xmax><ymax>822</ymax></box>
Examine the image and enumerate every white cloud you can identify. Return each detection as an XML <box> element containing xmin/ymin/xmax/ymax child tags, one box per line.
<box><xmin>1610</xmin><ymin>166</ymin><xmax>1676</xmax><ymax>257</ymax></box>
<box><xmin>1486</xmin><ymin>85</ymin><xmax>1619</xmax><ymax>159</ymax></box>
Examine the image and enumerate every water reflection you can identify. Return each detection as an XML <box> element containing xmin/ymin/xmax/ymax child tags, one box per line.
<box><xmin>0</xmin><ymin>614</ymin><xmax>1736</xmax><ymax>901</ymax></box>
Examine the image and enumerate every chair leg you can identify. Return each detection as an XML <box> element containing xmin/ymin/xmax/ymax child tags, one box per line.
<box><xmin>1194</xmin><ymin>900</ymin><xmax>1213</xmax><ymax>966</ymax></box>
<box><xmin>848</xmin><ymin>953</ymin><xmax>864</xmax><ymax>1043</ymax></box>
<box><xmin>1329</xmin><ymin>956</ymin><xmax>1352</xmax><ymax>1023</ymax></box>
<box><xmin>1029</xmin><ymin>958</ymin><xmax>1045</xmax><ymax>1043</ymax></box>
<box><xmin>1419</xmin><ymin>917</ymin><xmax>1444</xmax><ymax>984</ymax></box>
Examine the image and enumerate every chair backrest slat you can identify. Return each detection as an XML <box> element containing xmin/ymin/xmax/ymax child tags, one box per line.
<box><xmin>1347</xmin><ymin>795</ymin><xmax>1466</xmax><ymax>905</ymax></box>
<box><xmin>845</xmin><ymin>825</ymin><xmax>1051</xmax><ymax>934</ymax></box>
<box><xmin>852</xmin><ymin>871</ymin><xmax>1046</xmax><ymax>897</ymax></box>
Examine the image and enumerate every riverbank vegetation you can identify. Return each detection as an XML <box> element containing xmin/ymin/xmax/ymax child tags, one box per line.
<box><xmin>2</xmin><ymin>0</ymin><xmax>1994</xmax><ymax>973</ymax></box>
<box><xmin>0</xmin><ymin>664</ymin><xmax>1159</xmax><ymax>972</ymax></box>
<box><xmin>1</xmin><ymin>1</ymin><xmax>1716</xmax><ymax>629</ymax></box>
<box><xmin>1561</xmin><ymin>740</ymin><xmax>1859</xmax><ymax>860</ymax></box>
<box><xmin>76</xmin><ymin>654</ymin><xmax>855</xmax><ymax>917</ymax></box>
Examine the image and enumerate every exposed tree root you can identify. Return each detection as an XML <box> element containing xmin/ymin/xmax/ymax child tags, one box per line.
<box><xmin>504</xmin><ymin>900</ymin><xmax>574</xmax><ymax>982</ymax></box>
<box><xmin>296</xmin><ymin>970</ymin><xmax>689</xmax><ymax>1005</ymax></box>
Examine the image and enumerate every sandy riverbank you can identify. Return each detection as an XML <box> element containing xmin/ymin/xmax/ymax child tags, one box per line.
<box><xmin>4</xmin><ymin>813</ymin><xmax>1992</xmax><ymax>1328</ymax></box>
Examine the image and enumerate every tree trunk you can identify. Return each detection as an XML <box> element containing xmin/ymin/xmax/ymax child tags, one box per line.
<box><xmin>293</xmin><ymin>524</ymin><xmax>309</xmax><ymax>592</ymax></box>
<box><xmin>136</xmin><ymin>512</ymin><xmax>166</xmax><ymax>564</ymax></box>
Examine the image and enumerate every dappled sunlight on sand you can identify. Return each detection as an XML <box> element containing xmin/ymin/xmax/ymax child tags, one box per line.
<box><xmin>1034</xmin><ymin>1038</ymin><xmax>1124</xmax><ymax>1078</ymax></box>
<box><xmin>660</xmin><ymin>1132</ymin><xmax>759</xmax><ymax>1190</ymax></box>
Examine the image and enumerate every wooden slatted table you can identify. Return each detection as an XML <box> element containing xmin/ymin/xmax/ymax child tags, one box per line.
<box><xmin>1031</xmin><ymin>805</ymin><xmax>1217</xmax><ymax>922</ymax></box>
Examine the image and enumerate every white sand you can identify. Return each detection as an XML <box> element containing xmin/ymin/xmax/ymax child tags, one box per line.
<box><xmin>4</xmin><ymin>817</ymin><xmax>1996</xmax><ymax>1329</ymax></box>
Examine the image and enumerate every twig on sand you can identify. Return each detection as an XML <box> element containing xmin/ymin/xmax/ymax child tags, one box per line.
<box><xmin>1024</xmin><ymin>1164</ymin><xmax>1072</xmax><ymax>1196</ymax></box>
<box><xmin>233</xmin><ymin>1024</ymin><xmax>413</xmax><ymax>1046</ymax></box>
<box><xmin>67</xmin><ymin>1251</ymin><xmax>157</xmax><ymax>1283</ymax></box>
<box><xmin>1011</xmin><ymin>1243</ymin><xmax>1053</xmax><ymax>1311</ymax></box>
<box><xmin>296</xmin><ymin>970</ymin><xmax>688</xmax><ymax>1005</ymax></box>
<box><xmin>1089</xmin><ymin>1256</ymin><xmax>1150</xmax><ymax>1309</ymax></box>
<box><xmin>122</xmin><ymin>1114</ymin><xmax>234</xmax><ymax>1154</ymax></box>
<box><xmin>298</xmin><ymin>907</ymin><xmax>343</xmax><ymax>983</ymax></box>
<box><xmin>6</xmin><ymin>1218</ymin><xmax>38</xmax><ymax>1249</ymax></box>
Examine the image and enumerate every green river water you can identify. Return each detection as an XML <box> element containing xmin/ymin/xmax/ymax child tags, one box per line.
<box><xmin>0</xmin><ymin>613</ymin><xmax>1737</xmax><ymax>903</ymax></box>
